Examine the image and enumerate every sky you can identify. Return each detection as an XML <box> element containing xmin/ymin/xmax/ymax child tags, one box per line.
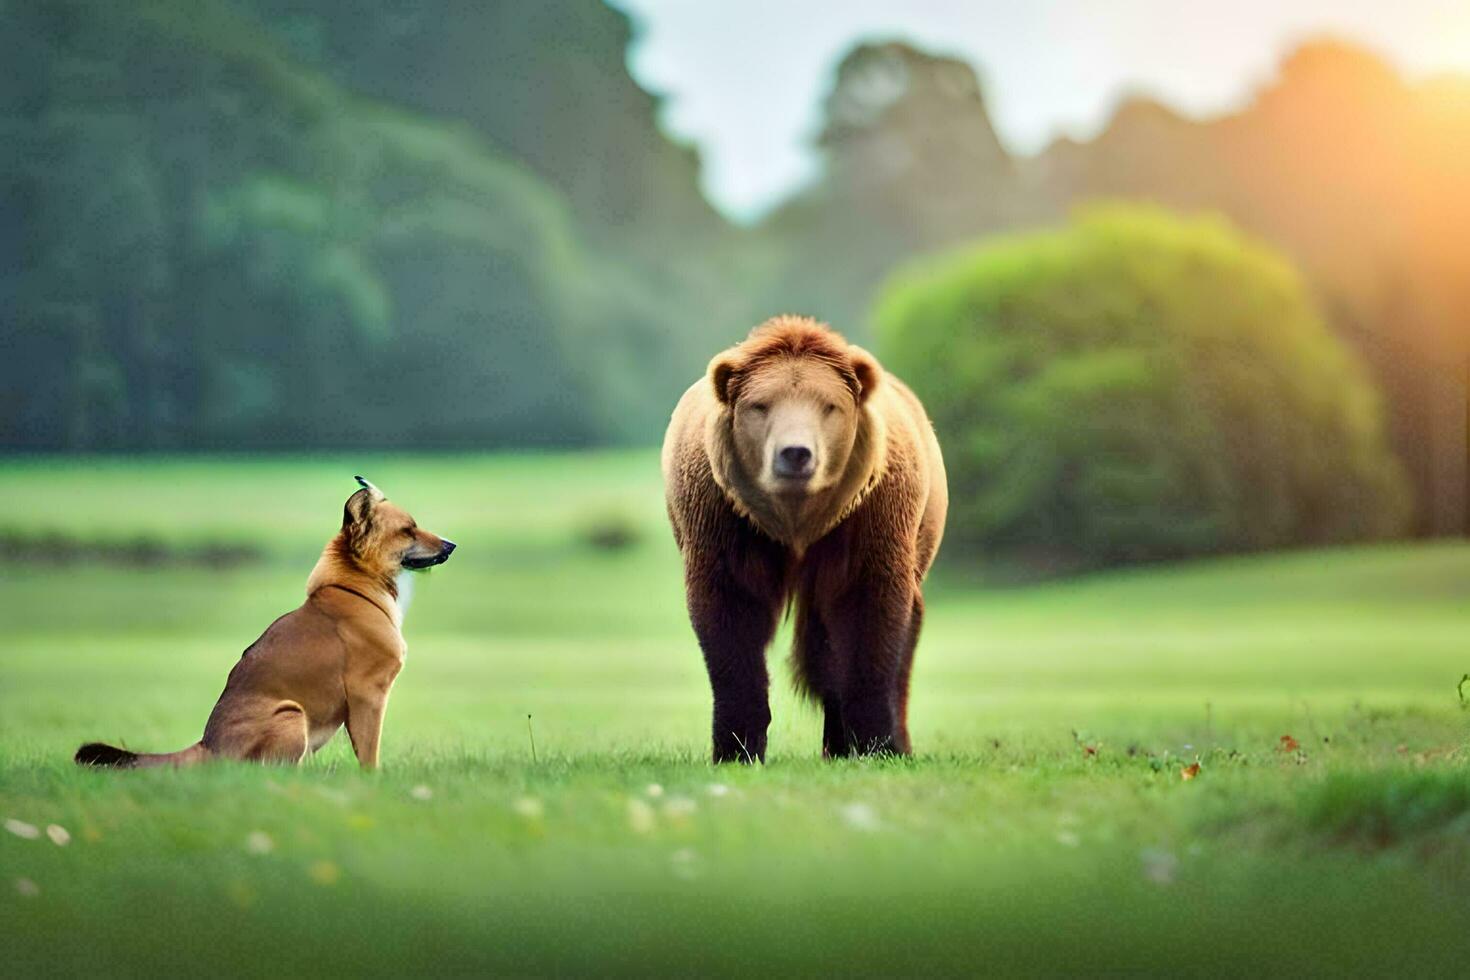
<box><xmin>610</xmin><ymin>0</ymin><xmax>1470</xmax><ymax>222</ymax></box>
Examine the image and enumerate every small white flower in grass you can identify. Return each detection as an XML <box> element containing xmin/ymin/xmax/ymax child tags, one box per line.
<box><xmin>512</xmin><ymin>797</ymin><xmax>544</xmax><ymax>820</ymax></box>
<box><xmin>626</xmin><ymin>798</ymin><xmax>656</xmax><ymax>834</ymax></box>
<box><xmin>840</xmin><ymin>803</ymin><xmax>881</xmax><ymax>832</ymax></box>
<box><xmin>670</xmin><ymin>848</ymin><xmax>700</xmax><ymax>881</ymax></box>
<box><xmin>14</xmin><ymin>878</ymin><xmax>39</xmax><ymax>898</ymax></box>
<box><xmin>644</xmin><ymin>783</ymin><xmax>664</xmax><ymax>798</ymax></box>
<box><xmin>45</xmin><ymin>825</ymin><xmax>70</xmax><ymax>847</ymax></box>
<box><xmin>409</xmin><ymin>784</ymin><xmax>433</xmax><ymax>801</ymax></box>
<box><xmin>705</xmin><ymin>783</ymin><xmax>730</xmax><ymax>798</ymax></box>
<box><xmin>1055</xmin><ymin>831</ymin><xmax>1081</xmax><ymax>848</ymax></box>
<box><xmin>4</xmin><ymin>819</ymin><xmax>39</xmax><ymax>840</ymax></box>
<box><xmin>245</xmin><ymin>831</ymin><xmax>274</xmax><ymax>855</ymax></box>
<box><xmin>315</xmin><ymin>787</ymin><xmax>351</xmax><ymax>807</ymax></box>
<box><xmin>1141</xmin><ymin>848</ymin><xmax>1178</xmax><ymax>886</ymax></box>
<box><xmin>662</xmin><ymin>796</ymin><xmax>697</xmax><ymax>821</ymax></box>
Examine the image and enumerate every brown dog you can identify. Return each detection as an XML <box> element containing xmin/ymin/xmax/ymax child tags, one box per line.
<box><xmin>75</xmin><ymin>477</ymin><xmax>455</xmax><ymax>769</ymax></box>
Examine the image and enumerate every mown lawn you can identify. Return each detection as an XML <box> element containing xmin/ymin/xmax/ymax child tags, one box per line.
<box><xmin>2</xmin><ymin>453</ymin><xmax>1468</xmax><ymax>975</ymax></box>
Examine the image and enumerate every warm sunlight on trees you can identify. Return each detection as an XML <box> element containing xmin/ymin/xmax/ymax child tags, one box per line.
<box><xmin>876</xmin><ymin>206</ymin><xmax>1410</xmax><ymax>571</ymax></box>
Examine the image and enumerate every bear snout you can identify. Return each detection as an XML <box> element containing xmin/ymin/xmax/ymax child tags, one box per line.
<box><xmin>774</xmin><ymin>444</ymin><xmax>816</xmax><ymax>480</ymax></box>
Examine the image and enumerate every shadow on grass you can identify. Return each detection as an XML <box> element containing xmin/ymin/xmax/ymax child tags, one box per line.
<box><xmin>1295</xmin><ymin>764</ymin><xmax>1470</xmax><ymax>849</ymax></box>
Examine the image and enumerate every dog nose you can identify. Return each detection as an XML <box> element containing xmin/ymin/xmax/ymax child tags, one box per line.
<box><xmin>775</xmin><ymin>445</ymin><xmax>814</xmax><ymax>477</ymax></box>
<box><xmin>441</xmin><ymin>540</ymin><xmax>456</xmax><ymax>555</ymax></box>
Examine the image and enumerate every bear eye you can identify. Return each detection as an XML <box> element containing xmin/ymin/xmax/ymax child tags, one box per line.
<box><xmin>823</xmin><ymin>403</ymin><xmax>838</xmax><ymax>416</ymax></box>
<box><xmin>748</xmin><ymin>402</ymin><xmax>769</xmax><ymax>414</ymax></box>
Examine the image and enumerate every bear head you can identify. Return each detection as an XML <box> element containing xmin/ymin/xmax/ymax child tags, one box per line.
<box><xmin>707</xmin><ymin>315</ymin><xmax>881</xmax><ymax>500</ymax></box>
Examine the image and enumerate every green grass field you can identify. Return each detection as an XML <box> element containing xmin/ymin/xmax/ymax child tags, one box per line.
<box><xmin>2</xmin><ymin>453</ymin><xmax>1468</xmax><ymax>975</ymax></box>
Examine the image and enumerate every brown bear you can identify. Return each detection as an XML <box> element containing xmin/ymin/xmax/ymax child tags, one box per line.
<box><xmin>662</xmin><ymin>315</ymin><xmax>947</xmax><ymax>762</ymax></box>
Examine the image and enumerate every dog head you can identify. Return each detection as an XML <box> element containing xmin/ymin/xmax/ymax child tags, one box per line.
<box><xmin>342</xmin><ymin>476</ymin><xmax>456</xmax><ymax>577</ymax></box>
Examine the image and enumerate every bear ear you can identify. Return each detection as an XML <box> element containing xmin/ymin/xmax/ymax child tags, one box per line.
<box><xmin>848</xmin><ymin>346</ymin><xmax>881</xmax><ymax>405</ymax></box>
<box><xmin>707</xmin><ymin>349</ymin><xmax>744</xmax><ymax>406</ymax></box>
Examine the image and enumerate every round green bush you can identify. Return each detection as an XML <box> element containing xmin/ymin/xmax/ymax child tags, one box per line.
<box><xmin>874</xmin><ymin>205</ymin><xmax>1409</xmax><ymax>571</ymax></box>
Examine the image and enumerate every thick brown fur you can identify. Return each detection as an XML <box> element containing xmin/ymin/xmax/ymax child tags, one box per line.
<box><xmin>662</xmin><ymin>315</ymin><xmax>947</xmax><ymax>762</ymax></box>
<box><xmin>74</xmin><ymin>480</ymin><xmax>454</xmax><ymax>770</ymax></box>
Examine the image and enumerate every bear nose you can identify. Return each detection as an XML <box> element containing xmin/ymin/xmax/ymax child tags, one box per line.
<box><xmin>775</xmin><ymin>445</ymin><xmax>814</xmax><ymax>478</ymax></box>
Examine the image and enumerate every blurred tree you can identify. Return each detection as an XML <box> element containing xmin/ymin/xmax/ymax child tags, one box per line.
<box><xmin>875</xmin><ymin>206</ymin><xmax>1410</xmax><ymax>572</ymax></box>
<box><xmin>237</xmin><ymin>0</ymin><xmax>750</xmax><ymax>346</ymax></box>
<box><xmin>1034</xmin><ymin>42</ymin><xmax>1470</xmax><ymax>536</ymax></box>
<box><xmin>0</xmin><ymin>0</ymin><xmax>719</xmax><ymax>450</ymax></box>
<box><xmin>757</xmin><ymin>42</ymin><xmax>1030</xmax><ymax>335</ymax></box>
<box><xmin>760</xmin><ymin>38</ymin><xmax>1465</xmax><ymax>538</ymax></box>
<box><xmin>241</xmin><ymin>1</ymin><xmax>721</xmax><ymax>246</ymax></box>
<box><xmin>2</xmin><ymin>0</ymin><xmax>1463</xmax><ymax>547</ymax></box>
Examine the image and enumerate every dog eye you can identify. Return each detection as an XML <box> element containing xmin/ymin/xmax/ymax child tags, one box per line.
<box><xmin>748</xmin><ymin>402</ymin><xmax>769</xmax><ymax>414</ymax></box>
<box><xmin>402</xmin><ymin>528</ymin><xmax>415</xmax><ymax>537</ymax></box>
<box><xmin>823</xmin><ymin>403</ymin><xmax>837</xmax><ymax>416</ymax></box>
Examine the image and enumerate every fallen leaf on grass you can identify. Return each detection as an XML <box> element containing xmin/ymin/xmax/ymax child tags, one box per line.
<box><xmin>226</xmin><ymin>880</ymin><xmax>256</xmax><ymax>910</ymax></box>
<box><xmin>14</xmin><ymin>878</ymin><xmax>39</xmax><ymax>897</ymax></box>
<box><xmin>1180</xmin><ymin>763</ymin><xmax>1201</xmax><ymax>781</ymax></box>
<box><xmin>1412</xmin><ymin>745</ymin><xmax>1462</xmax><ymax>767</ymax></box>
<box><xmin>1279</xmin><ymin>734</ymin><xmax>1301</xmax><ymax>753</ymax></box>
<box><xmin>45</xmin><ymin>825</ymin><xmax>70</xmax><ymax>847</ymax></box>
<box><xmin>307</xmin><ymin>860</ymin><xmax>340</xmax><ymax>886</ymax></box>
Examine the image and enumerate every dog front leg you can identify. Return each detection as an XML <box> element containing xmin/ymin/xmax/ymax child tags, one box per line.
<box><xmin>345</xmin><ymin>677</ymin><xmax>394</xmax><ymax>770</ymax></box>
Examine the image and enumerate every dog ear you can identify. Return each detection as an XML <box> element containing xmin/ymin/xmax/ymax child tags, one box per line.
<box><xmin>708</xmin><ymin>349</ymin><xmax>744</xmax><ymax>406</ymax></box>
<box><xmin>847</xmin><ymin>346</ymin><xmax>881</xmax><ymax>405</ymax></box>
<box><xmin>343</xmin><ymin>487</ymin><xmax>378</xmax><ymax>533</ymax></box>
<box><xmin>354</xmin><ymin>475</ymin><xmax>385</xmax><ymax>501</ymax></box>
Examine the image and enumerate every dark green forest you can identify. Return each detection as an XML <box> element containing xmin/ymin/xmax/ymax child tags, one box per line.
<box><xmin>2</xmin><ymin>2</ymin><xmax>1466</xmax><ymax>537</ymax></box>
<box><xmin>1</xmin><ymin>0</ymin><xmax>739</xmax><ymax>450</ymax></box>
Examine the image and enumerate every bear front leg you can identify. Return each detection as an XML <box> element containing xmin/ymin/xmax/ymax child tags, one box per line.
<box><xmin>793</xmin><ymin>594</ymin><xmax>850</xmax><ymax>758</ymax></box>
<box><xmin>684</xmin><ymin>556</ymin><xmax>784</xmax><ymax>764</ymax></box>
<box><xmin>825</xmin><ymin>575</ymin><xmax>917</xmax><ymax>756</ymax></box>
<box><xmin>821</xmin><ymin>695</ymin><xmax>851</xmax><ymax>758</ymax></box>
<box><xmin>892</xmin><ymin>593</ymin><xmax>925</xmax><ymax>755</ymax></box>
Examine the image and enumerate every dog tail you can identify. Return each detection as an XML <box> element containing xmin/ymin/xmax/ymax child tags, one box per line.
<box><xmin>75</xmin><ymin>741</ymin><xmax>208</xmax><ymax>769</ymax></box>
